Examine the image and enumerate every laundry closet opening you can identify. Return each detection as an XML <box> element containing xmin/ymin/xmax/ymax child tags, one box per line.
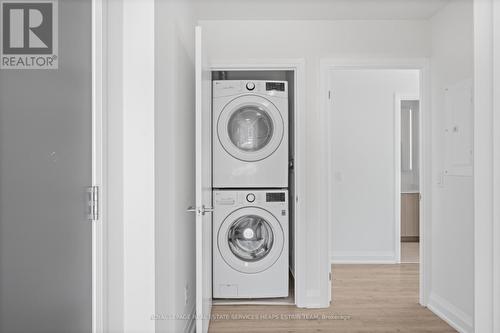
<box><xmin>211</xmin><ymin>69</ymin><xmax>298</xmax><ymax>305</ymax></box>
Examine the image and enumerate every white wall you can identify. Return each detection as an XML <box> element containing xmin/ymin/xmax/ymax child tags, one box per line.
<box><xmin>106</xmin><ymin>1</ymin><xmax>197</xmax><ymax>332</ymax></box>
<box><xmin>329</xmin><ymin>69</ymin><xmax>419</xmax><ymax>262</ymax></box>
<box><xmin>428</xmin><ymin>1</ymin><xmax>474</xmax><ymax>332</ymax></box>
<box><xmin>106</xmin><ymin>0</ymin><xmax>156</xmax><ymax>332</ymax></box>
<box><xmin>122</xmin><ymin>0</ymin><xmax>156</xmax><ymax>331</ymax></box>
<box><xmin>199</xmin><ymin>19</ymin><xmax>430</xmax><ymax>307</ymax></box>
<box><xmin>155</xmin><ymin>0</ymin><xmax>197</xmax><ymax>332</ymax></box>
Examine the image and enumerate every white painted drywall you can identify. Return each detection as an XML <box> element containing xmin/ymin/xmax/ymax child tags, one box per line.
<box><xmin>428</xmin><ymin>1</ymin><xmax>474</xmax><ymax>332</ymax></box>
<box><xmin>122</xmin><ymin>0</ymin><xmax>156</xmax><ymax>332</ymax></box>
<box><xmin>199</xmin><ymin>19</ymin><xmax>430</xmax><ymax>307</ymax></box>
<box><xmin>194</xmin><ymin>0</ymin><xmax>449</xmax><ymax>20</ymax></box>
<box><xmin>155</xmin><ymin>0</ymin><xmax>197</xmax><ymax>332</ymax></box>
<box><xmin>106</xmin><ymin>1</ymin><xmax>195</xmax><ymax>332</ymax></box>
<box><xmin>106</xmin><ymin>0</ymin><xmax>157</xmax><ymax>331</ymax></box>
<box><xmin>329</xmin><ymin>69</ymin><xmax>419</xmax><ymax>262</ymax></box>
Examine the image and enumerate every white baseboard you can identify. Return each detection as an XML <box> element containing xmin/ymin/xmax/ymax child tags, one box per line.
<box><xmin>330</xmin><ymin>251</ymin><xmax>396</xmax><ymax>264</ymax></box>
<box><xmin>184</xmin><ymin>304</ymin><xmax>196</xmax><ymax>333</ymax></box>
<box><xmin>427</xmin><ymin>292</ymin><xmax>473</xmax><ymax>333</ymax></box>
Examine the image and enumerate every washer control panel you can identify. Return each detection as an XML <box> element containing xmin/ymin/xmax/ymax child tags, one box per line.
<box><xmin>213</xmin><ymin>80</ymin><xmax>288</xmax><ymax>98</ymax></box>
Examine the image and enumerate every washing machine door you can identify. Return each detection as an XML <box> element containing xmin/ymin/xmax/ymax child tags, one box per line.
<box><xmin>217</xmin><ymin>95</ymin><xmax>284</xmax><ymax>162</ymax></box>
<box><xmin>218</xmin><ymin>207</ymin><xmax>284</xmax><ymax>274</ymax></box>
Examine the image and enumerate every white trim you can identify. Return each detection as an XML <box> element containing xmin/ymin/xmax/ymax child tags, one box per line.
<box><xmin>427</xmin><ymin>292</ymin><xmax>474</xmax><ymax>333</ymax></box>
<box><xmin>394</xmin><ymin>93</ymin><xmax>420</xmax><ymax>264</ymax></box>
<box><xmin>474</xmin><ymin>0</ymin><xmax>500</xmax><ymax>331</ymax></box>
<box><xmin>210</xmin><ymin>59</ymin><xmax>311</xmax><ymax>308</ymax></box>
<box><xmin>320</xmin><ymin>57</ymin><xmax>431</xmax><ymax>307</ymax></box>
<box><xmin>331</xmin><ymin>251</ymin><xmax>396</xmax><ymax>264</ymax></box>
<box><xmin>91</xmin><ymin>0</ymin><xmax>105</xmax><ymax>332</ymax></box>
<box><xmin>494</xmin><ymin>1</ymin><xmax>500</xmax><ymax>329</ymax></box>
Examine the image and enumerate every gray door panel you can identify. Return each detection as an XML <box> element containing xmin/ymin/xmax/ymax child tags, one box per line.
<box><xmin>0</xmin><ymin>0</ymin><xmax>92</xmax><ymax>332</ymax></box>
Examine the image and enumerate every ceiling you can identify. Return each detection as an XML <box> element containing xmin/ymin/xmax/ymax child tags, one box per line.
<box><xmin>194</xmin><ymin>0</ymin><xmax>452</xmax><ymax>21</ymax></box>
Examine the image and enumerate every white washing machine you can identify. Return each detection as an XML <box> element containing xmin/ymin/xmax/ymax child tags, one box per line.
<box><xmin>213</xmin><ymin>189</ymin><xmax>289</xmax><ymax>299</ymax></box>
<box><xmin>213</xmin><ymin>80</ymin><xmax>288</xmax><ymax>188</ymax></box>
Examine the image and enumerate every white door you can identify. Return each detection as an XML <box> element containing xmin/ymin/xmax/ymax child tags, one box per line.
<box><xmin>0</xmin><ymin>1</ymin><xmax>93</xmax><ymax>331</ymax></box>
<box><xmin>195</xmin><ymin>26</ymin><xmax>213</xmax><ymax>333</ymax></box>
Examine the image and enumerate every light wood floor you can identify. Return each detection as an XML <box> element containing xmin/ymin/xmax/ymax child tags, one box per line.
<box><xmin>209</xmin><ymin>264</ymin><xmax>456</xmax><ymax>333</ymax></box>
<box><xmin>401</xmin><ymin>242</ymin><xmax>420</xmax><ymax>263</ymax></box>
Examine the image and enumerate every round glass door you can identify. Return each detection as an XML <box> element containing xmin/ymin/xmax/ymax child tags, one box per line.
<box><xmin>227</xmin><ymin>215</ymin><xmax>274</xmax><ymax>262</ymax></box>
<box><xmin>227</xmin><ymin>106</ymin><xmax>274</xmax><ymax>153</ymax></box>
<box><xmin>217</xmin><ymin>95</ymin><xmax>284</xmax><ymax>162</ymax></box>
<box><xmin>218</xmin><ymin>207</ymin><xmax>284</xmax><ymax>274</ymax></box>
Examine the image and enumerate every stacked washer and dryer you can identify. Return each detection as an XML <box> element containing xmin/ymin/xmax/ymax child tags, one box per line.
<box><xmin>212</xmin><ymin>80</ymin><xmax>290</xmax><ymax>299</ymax></box>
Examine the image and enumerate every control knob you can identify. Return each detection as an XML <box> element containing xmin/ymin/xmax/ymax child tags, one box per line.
<box><xmin>246</xmin><ymin>193</ymin><xmax>256</xmax><ymax>203</ymax></box>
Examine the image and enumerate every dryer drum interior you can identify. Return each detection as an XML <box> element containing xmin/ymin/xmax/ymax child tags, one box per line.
<box><xmin>227</xmin><ymin>106</ymin><xmax>274</xmax><ymax>152</ymax></box>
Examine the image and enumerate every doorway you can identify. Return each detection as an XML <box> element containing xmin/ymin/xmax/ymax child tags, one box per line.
<box><xmin>322</xmin><ymin>59</ymin><xmax>430</xmax><ymax>306</ymax></box>
<box><xmin>398</xmin><ymin>97</ymin><xmax>421</xmax><ymax>264</ymax></box>
<box><xmin>208</xmin><ymin>67</ymin><xmax>302</xmax><ymax>306</ymax></box>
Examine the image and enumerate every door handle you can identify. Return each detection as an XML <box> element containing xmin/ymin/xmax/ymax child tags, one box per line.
<box><xmin>202</xmin><ymin>205</ymin><xmax>214</xmax><ymax>213</ymax></box>
<box><xmin>186</xmin><ymin>205</ymin><xmax>214</xmax><ymax>215</ymax></box>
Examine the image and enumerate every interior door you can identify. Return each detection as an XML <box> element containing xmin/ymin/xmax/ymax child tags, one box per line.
<box><xmin>195</xmin><ymin>25</ymin><xmax>213</xmax><ymax>333</ymax></box>
<box><xmin>0</xmin><ymin>1</ymin><xmax>92</xmax><ymax>332</ymax></box>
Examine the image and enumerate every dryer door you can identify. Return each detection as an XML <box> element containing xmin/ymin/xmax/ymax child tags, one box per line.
<box><xmin>217</xmin><ymin>95</ymin><xmax>284</xmax><ymax>162</ymax></box>
<box><xmin>218</xmin><ymin>207</ymin><xmax>284</xmax><ymax>274</ymax></box>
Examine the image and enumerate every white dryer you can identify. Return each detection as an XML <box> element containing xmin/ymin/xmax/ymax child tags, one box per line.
<box><xmin>213</xmin><ymin>80</ymin><xmax>288</xmax><ymax>188</ymax></box>
<box><xmin>213</xmin><ymin>189</ymin><xmax>288</xmax><ymax>299</ymax></box>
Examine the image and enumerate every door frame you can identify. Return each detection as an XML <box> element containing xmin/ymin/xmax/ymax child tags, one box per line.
<box><xmin>92</xmin><ymin>0</ymin><xmax>105</xmax><ymax>332</ymax></box>
<box><xmin>473</xmin><ymin>0</ymin><xmax>500</xmax><ymax>331</ymax></box>
<box><xmin>394</xmin><ymin>93</ymin><xmax>421</xmax><ymax>263</ymax></box>
<box><xmin>320</xmin><ymin>58</ymin><xmax>431</xmax><ymax>306</ymax></box>
<box><xmin>210</xmin><ymin>59</ymin><xmax>307</xmax><ymax>307</ymax></box>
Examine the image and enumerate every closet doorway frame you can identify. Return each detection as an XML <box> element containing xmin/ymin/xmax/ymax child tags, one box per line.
<box><xmin>210</xmin><ymin>59</ymin><xmax>313</xmax><ymax>307</ymax></box>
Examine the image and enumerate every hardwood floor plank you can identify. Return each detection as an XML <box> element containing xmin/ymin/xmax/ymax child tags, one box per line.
<box><xmin>209</xmin><ymin>264</ymin><xmax>456</xmax><ymax>333</ymax></box>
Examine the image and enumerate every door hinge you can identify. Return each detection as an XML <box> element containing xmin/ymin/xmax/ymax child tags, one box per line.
<box><xmin>87</xmin><ymin>186</ymin><xmax>99</xmax><ymax>221</ymax></box>
<box><xmin>328</xmin><ymin>90</ymin><xmax>331</xmax><ymax>100</ymax></box>
<box><xmin>329</xmin><ymin>272</ymin><xmax>332</xmax><ymax>281</ymax></box>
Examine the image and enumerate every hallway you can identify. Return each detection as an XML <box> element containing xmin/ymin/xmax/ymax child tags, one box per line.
<box><xmin>209</xmin><ymin>264</ymin><xmax>456</xmax><ymax>332</ymax></box>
